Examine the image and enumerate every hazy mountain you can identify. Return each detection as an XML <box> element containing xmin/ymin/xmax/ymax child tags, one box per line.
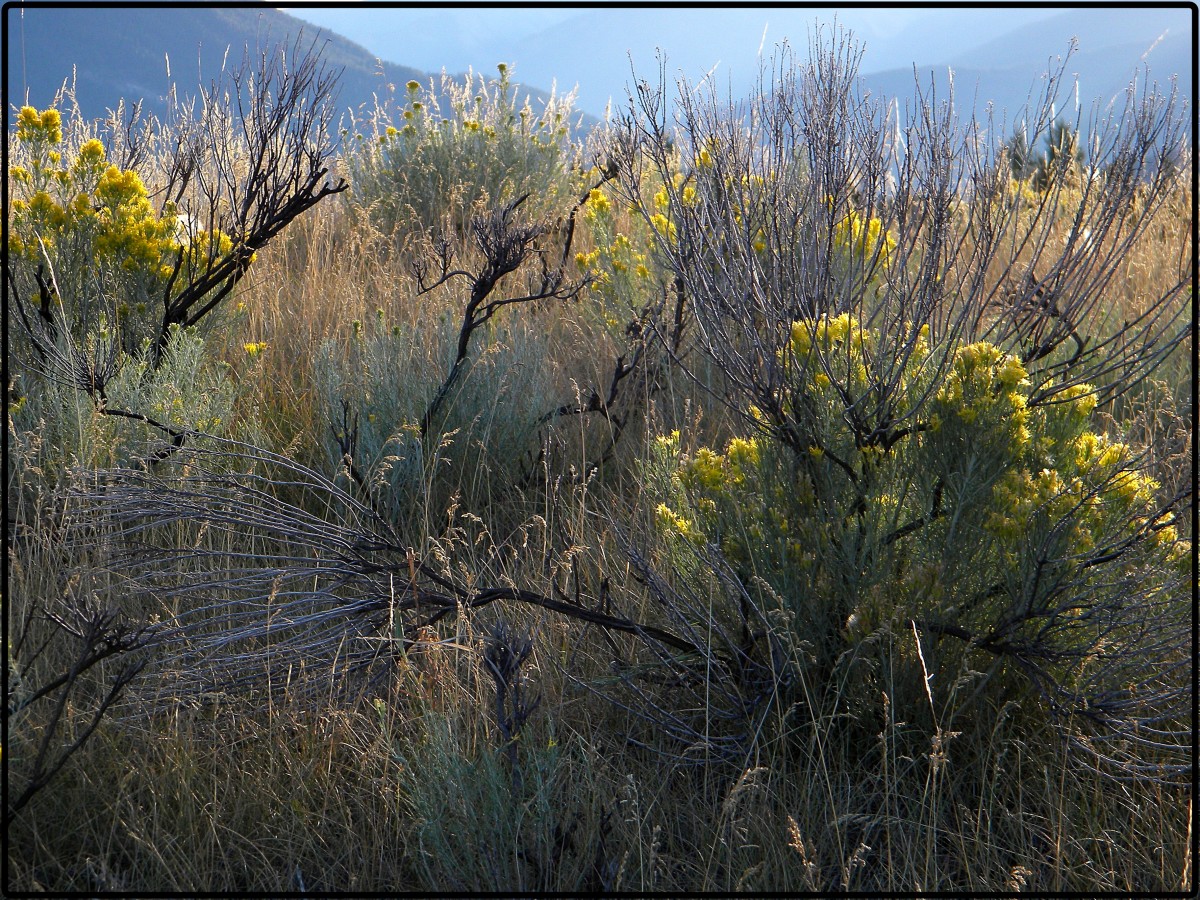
<box><xmin>499</xmin><ymin>6</ymin><xmax>1086</xmax><ymax>114</ymax></box>
<box><xmin>862</xmin><ymin>7</ymin><xmax>1192</xmax><ymax>135</ymax></box>
<box><xmin>284</xmin><ymin>5</ymin><xmax>1191</xmax><ymax>128</ymax></box>
<box><xmin>938</xmin><ymin>7</ymin><xmax>1190</xmax><ymax>72</ymax></box>
<box><xmin>283</xmin><ymin>6</ymin><xmax>1070</xmax><ymax>117</ymax></box>
<box><xmin>278</xmin><ymin>7</ymin><xmax>582</xmax><ymax>78</ymax></box>
<box><xmin>4</xmin><ymin>5</ymin><xmax>580</xmax><ymax>130</ymax></box>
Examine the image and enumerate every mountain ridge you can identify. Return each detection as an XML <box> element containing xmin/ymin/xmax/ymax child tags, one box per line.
<box><xmin>4</xmin><ymin>5</ymin><xmax>585</xmax><ymax>130</ymax></box>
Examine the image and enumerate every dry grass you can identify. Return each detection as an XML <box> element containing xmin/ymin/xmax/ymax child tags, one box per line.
<box><xmin>7</xmin><ymin>517</ymin><xmax>1193</xmax><ymax>892</ymax></box>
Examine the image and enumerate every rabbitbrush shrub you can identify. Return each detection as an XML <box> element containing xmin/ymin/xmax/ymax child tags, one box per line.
<box><xmin>618</xmin><ymin>32</ymin><xmax>1191</xmax><ymax>785</ymax></box>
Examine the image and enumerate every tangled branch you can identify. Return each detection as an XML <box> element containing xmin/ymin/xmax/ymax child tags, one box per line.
<box><xmin>65</xmin><ymin>437</ymin><xmax>705</xmax><ymax>711</ymax></box>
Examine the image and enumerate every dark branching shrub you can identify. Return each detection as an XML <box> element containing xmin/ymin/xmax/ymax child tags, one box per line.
<box><xmin>6</xmin><ymin>559</ymin><xmax>156</xmax><ymax>820</ymax></box>
<box><xmin>310</xmin><ymin>191</ymin><xmax>599</xmax><ymax>528</ymax></box>
<box><xmin>314</xmin><ymin>163</ymin><xmax>677</xmax><ymax>527</ymax></box>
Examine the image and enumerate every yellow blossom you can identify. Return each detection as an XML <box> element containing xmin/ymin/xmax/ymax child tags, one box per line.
<box><xmin>78</xmin><ymin>138</ymin><xmax>106</xmax><ymax>164</ymax></box>
<box><xmin>649</xmin><ymin>212</ymin><xmax>676</xmax><ymax>242</ymax></box>
<box><xmin>681</xmin><ymin>447</ymin><xmax>726</xmax><ymax>491</ymax></box>
<box><xmin>655</xmin><ymin>503</ymin><xmax>701</xmax><ymax>542</ymax></box>
<box><xmin>996</xmin><ymin>354</ymin><xmax>1028</xmax><ymax>389</ymax></box>
<box><xmin>16</xmin><ymin>106</ymin><xmax>62</xmax><ymax>143</ymax></box>
<box><xmin>655</xmin><ymin>430</ymin><xmax>681</xmax><ymax>452</ymax></box>
<box><xmin>587</xmin><ymin>188</ymin><xmax>611</xmax><ymax>214</ymax></box>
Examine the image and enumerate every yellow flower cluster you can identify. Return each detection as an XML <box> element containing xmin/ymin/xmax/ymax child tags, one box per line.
<box><xmin>782</xmin><ymin>313</ymin><xmax>879</xmax><ymax>403</ymax></box>
<box><xmin>655</xmin><ymin>503</ymin><xmax>703</xmax><ymax>542</ymax></box>
<box><xmin>788</xmin><ymin>313</ymin><xmax>866</xmax><ymax>357</ymax></box>
<box><xmin>582</xmin><ymin>187</ymin><xmax>611</xmax><ymax>221</ymax></box>
<box><xmin>679</xmin><ymin>447</ymin><xmax>726</xmax><ymax>492</ymax></box>
<box><xmin>931</xmin><ymin>342</ymin><xmax>1030</xmax><ymax>446</ymax></box>
<box><xmin>573</xmin><ymin>180</ymin><xmax>663</xmax><ymax>333</ymax></box>
<box><xmin>77</xmin><ymin>138</ymin><xmax>105</xmax><ymax>167</ymax></box>
<box><xmin>574</xmin><ymin>248</ymin><xmax>602</xmax><ymax>271</ymax></box>
<box><xmin>1005</xmin><ymin>177</ymin><xmax>1040</xmax><ymax>207</ymax></box>
<box><xmin>981</xmin><ymin>376</ymin><xmax>1189</xmax><ymax>567</ymax></box>
<box><xmin>986</xmin><ymin>467</ymin><xmax>1075</xmax><ymax>544</ymax></box>
<box><xmin>1055</xmin><ymin>383</ymin><xmax>1098</xmax><ymax>422</ymax></box>
<box><xmin>693</xmin><ymin>136</ymin><xmax>719</xmax><ymax>170</ymax></box>
<box><xmin>1072</xmin><ymin>431</ymin><xmax>1129</xmax><ymax>472</ymax></box>
<box><xmin>653</xmin><ymin>433</ymin><xmax>788</xmax><ymax>564</ymax></box>
<box><xmin>677</xmin><ymin>446</ymin><xmax>821</xmax><ymax>567</ymax></box>
<box><xmin>16</xmin><ymin>105</ymin><xmax>62</xmax><ymax>144</ymax></box>
<box><xmin>9</xmin><ymin>107</ymin><xmax>244</xmax><ymax>291</ymax></box>
<box><xmin>725</xmin><ymin>437</ymin><xmax>760</xmax><ymax>485</ymax></box>
<box><xmin>832</xmin><ymin>208</ymin><xmax>896</xmax><ymax>267</ymax></box>
<box><xmin>90</xmin><ymin>164</ymin><xmax>182</xmax><ymax>274</ymax></box>
<box><xmin>1070</xmin><ymin>433</ymin><xmax>1160</xmax><ymax>507</ymax></box>
<box><xmin>649</xmin><ymin>212</ymin><xmax>677</xmax><ymax>243</ymax></box>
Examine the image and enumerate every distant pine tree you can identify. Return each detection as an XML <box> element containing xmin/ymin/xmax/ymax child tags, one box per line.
<box><xmin>1004</xmin><ymin>128</ymin><xmax>1038</xmax><ymax>180</ymax></box>
<box><xmin>1034</xmin><ymin>118</ymin><xmax>1085</xmax><ymax>191</ymax></box>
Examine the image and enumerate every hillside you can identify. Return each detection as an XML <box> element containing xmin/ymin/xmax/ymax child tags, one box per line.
<box><xmin>4</xmin><ymin>5</ymin><xmax>579</xmax><ymax>129</ymax></box>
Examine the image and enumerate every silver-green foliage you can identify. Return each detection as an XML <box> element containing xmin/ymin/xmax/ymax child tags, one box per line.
<box><xmin>10</xmin><ymin>324</ymin><xmax>238</xmax><ymax>482</ymax></box>
<box><xmin>343</xmin><ymin>64</ymin><xmax>583</xmax><ymax>241</ymax></box>
<box><xmin>311</xmin><ymin>308</ymin><xmax>560</xmax><ymax>526</ymax></box>
<box><xmin>392</xmin><ymin>711</ymin><xmax>597</xmax><ymax>891</ymax></box>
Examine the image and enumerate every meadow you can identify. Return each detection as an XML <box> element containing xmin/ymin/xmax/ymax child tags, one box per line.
<box><xmin>5</xmin><ymin>32</ymin><xmax>1193</xmax><ymax>892</ymax></box>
